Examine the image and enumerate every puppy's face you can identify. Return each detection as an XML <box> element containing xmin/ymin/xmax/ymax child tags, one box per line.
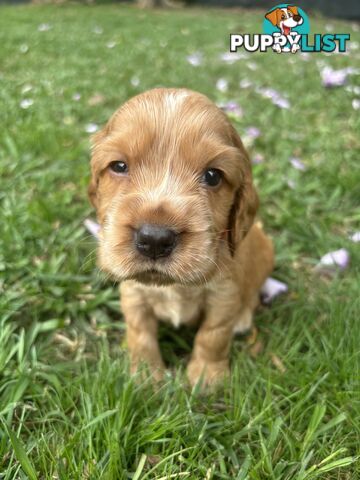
<box><xmin>89</xmin><ymin>89</ymin><xmax>257</xmax><ymax>286</ymax></box>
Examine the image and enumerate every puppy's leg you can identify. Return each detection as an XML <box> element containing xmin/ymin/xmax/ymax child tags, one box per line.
<box><xmin>121</xmin><ymin>282</ymin><xmax>165</xmax><ymax>382</ymax></box>
<box><xmin>187</xmin><ymin>298</ymin><xmax>235</xmax><ymax>387</ymax></box>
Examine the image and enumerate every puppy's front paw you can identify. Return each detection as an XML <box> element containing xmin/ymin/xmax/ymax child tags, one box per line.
<box><xmin>187</xmin><ymin>359</ymin><xmax>230</xmax><ymax>388</ymax></box>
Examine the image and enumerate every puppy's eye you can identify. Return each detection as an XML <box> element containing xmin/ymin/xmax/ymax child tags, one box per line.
<box><xmin>281</xmin><ymin>14</ymin><xmax>285</xmax><ymax>19</ymax></box>
<box><xmin>109</xmin><ymin>160</ymin><xmax>128</xmax><ymax>174</ymax></box>
<box><xmin>202</xmin><ymin>168</ymin><xmax>222</xmax><ymax>187</ymax></box>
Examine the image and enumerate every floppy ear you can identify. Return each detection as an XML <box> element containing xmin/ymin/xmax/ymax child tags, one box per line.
<box><xmin>265</xmin><ymin>8</ymin><xmax>280</xmax><ymax>26</ymax></box>
<box><xmin>287</xmin><ymin>5</ymin><xmax>299</xmax><ymax>15</ymax></box>
<box><xmin>227</xmin><ymin>130</ymin><xmax>259</xmax><ymax>256</ymax></box>
<box><xmin>88</xmin><ymin>128</ymin><xmax>108</xmax><ymax>210</ymax></box>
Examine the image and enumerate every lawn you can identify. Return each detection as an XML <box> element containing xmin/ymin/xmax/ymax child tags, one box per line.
<box><xmin>0</xmin><ymin>3</ymin><xmax>359</xmax><ymax>479</ymax></box>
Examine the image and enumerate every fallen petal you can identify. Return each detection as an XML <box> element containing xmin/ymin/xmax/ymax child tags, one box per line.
<box><xmin>273</xmin><ymin>97</ymin><xmax>290</xmax><ymax>109</ymax></box>
<box><xmin>72</xmin><ymin>93</ymin><xmax>81</xmax><ymax>101</ymax></box>
<box><xmin>186</xmin><ymin>52</ymin><xmax>203</xmax><ymax>67</ymax></box>
<box><xmin>352</xmin><ymin>99</ymin><xmax>360</xmax><ymax>110</ymax></box>
<box><xmin>38</xmin><ymin>23</ymin><xmax>51</xmax><ymax>32</ymax></box>
<box><xmin>290</xmin><ymin>157</ymin><xmax>306</xmax><ymax>171</ymax></box>
<box><xmin>84</xmin><ymin>219</ymin><xmax>101</xmax><ymax>239</ymax></box>
<box><xmin>261</xmin><ymin>277</ymin><xmax>288</xmax><ymax>304</ymax></box>
<box><xmin>85</xmin><ymin>123</ymin><xmax>99</xmax><ymax>133</ymax></box>
<box><xmin>220</xmin><ymin>51</ymin><xmax>247</xmax><ymax>63</ymax></box>
<box><xmin>131</xmin><ymin>76</ymin><xmax>140</xmax><ymax>87</ymax></box>
<box><xmin>319</xmin><ymin>66</ymin><xmax>357</xmax><ymax>88</ymax></box>
<box><xmin>21</xmin><ymin>84</ymin><xmax>33</xmax><ymax>94</ymax></box>
<box><xmin>245</xmin><ymin>126</ymin><xmax>261</xmax><ymax>139</ymax></box>
<box><xmin>349</xmin><ymin>231</ymin><xmax>360</xmax><ymax>243</ymax></box>
<box><xmin>247</xmin><ymin>61</ymin><xmax>258</xmax><ymax>71</ymax></box>
<box><xmin>239</xmin><ymin>78</ymin><xmax>252</xmax><ymax>89</ymax></box>
<box><xmin>286</xmin><ymin>178</ymin><xmax>296</xmax><ymax>189</ymax></box>
<box><xmin>216</xmin><ymin>78</ymin><xmax>228</xmax><ymax>92</ymax></box>
<box><xmin>218</xmin><ymin>101</ymin><xmax>243</xmax><ymax>118</ymax></box>
<box><xmin>317</xmin><ymin>248</ymin><xmax>350</xmax><ymax>270</ymax></box>
<box><xmin>252</xmin><ymin>153</ymin><xmax>265</xmax><ymax>165</ymax></box>
<box><xmin>19</xmin><ymin>44</ymin><xmax>29</xmax><ymax>54</ymax></box>
<box><xmin>20</xmin><ymin>98</ymin><xmax>34</xmax><ymax>109</ymax></box>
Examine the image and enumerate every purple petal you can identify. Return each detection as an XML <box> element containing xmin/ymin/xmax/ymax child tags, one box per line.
<box><xmin>84</xmin><ymin>219</ymin><xmax>101</xmax><ymax>239</ymax></box>
<box><xmin>245</xmin><ymin>127</ymin><xmax>261</xmax><ymax>139</ymax></box>
<box><xmin>317</xmin><ymin>248</ymin><xmax>350</xmax><ymax>270</ymax></box>
<box><xmin>252</xmin><ymin>153</ymin><xmax>264</xmax><ymax>165</ymax></box>
<box><xmin>321</xmin><ymin>67</ymin><xmax>348</xmax><ymax>88</ymax></box>
<box><xmin>261</xmin><ymin>277</ymin><xmax>288</xmax><ymax>304</ymax></box>
<box><xmin>219</xmin><ymin>101</ymin><xmax>243</xmax><ymax>118</ymax></box>
<box><xmin>273</xmin><ymin>97</ymin><xmax>290</xmax><ymax>109</ymax></box>
<box><xmin>290</xmin><ymin>157</ymin><xmax>306</xmax><ymax>171</ymax></box>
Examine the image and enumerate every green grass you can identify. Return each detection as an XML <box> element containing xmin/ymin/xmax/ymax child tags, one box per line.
<box><xmin>0</xmin><ymin>3</ymin><xmax>360</xmax><ymax>479</ymax></box>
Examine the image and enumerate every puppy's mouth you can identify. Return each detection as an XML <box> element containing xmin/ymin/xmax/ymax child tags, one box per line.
<box><xmin>132</xmin><ymin>267</ymin><xmax>179</xmax><ymax>286</ymax></box>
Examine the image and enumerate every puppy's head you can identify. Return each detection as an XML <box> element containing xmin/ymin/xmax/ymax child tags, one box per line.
<box><xmin>89</xmin><ymin>88</ymin><xmax>258</xmax><ymax>286</ymax></box>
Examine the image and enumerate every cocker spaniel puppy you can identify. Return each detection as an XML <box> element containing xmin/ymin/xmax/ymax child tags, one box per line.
<box><xmin>89</xmin><ymin>88</ymin><xmax>274</xmax><ymax>387</ymax></box>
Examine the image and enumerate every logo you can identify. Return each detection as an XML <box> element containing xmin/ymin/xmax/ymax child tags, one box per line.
<box><xmin>230</xmin><ymin>4</ymin><xmax>350</xmax><ymax>54</ymax></box>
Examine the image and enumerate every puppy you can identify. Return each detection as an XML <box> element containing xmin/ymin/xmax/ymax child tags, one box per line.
<box><xmin>89</xmin><ymin>88</ymin><xmax>274</xmax><ymax>387</ymax></box>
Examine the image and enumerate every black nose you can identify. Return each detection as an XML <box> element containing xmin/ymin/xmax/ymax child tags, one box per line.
<box><xmin>135</xmin><ymin>224</ymin><xmax>177</xmax><ymax>260</ymax></box>
<box><xmin>293</xmin><ymin>14</ymin><xmax>301</xmax><ymax>22</ymax></box>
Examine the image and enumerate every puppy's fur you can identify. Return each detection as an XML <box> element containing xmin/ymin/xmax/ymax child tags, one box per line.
<box><xmin>89</xmin><ymin>88</ymin><xmax>274</xmax><ymax>386</ymax></box>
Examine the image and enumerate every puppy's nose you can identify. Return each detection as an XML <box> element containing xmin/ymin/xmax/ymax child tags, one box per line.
<box><xmin>135</xmin><ymin>224</ymin><xmax>177</xmax><ymax>260</ymax></box>
<box><xmin>293</xmin><ymin>14</ymin><xmax>301</xmax><ymax>21</ymax></box>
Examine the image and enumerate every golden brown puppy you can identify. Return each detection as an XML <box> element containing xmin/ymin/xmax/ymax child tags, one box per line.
<box><xmin>89</xmin><ymin>88</ymin><xmax>274</xmax><ymax>387</ymax></box>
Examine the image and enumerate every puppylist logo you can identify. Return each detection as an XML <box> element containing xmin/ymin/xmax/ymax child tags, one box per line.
<box><xmin>230</xmin><ymin>4</ymin><xmax>350</xmax><ymax>54</ymax></box>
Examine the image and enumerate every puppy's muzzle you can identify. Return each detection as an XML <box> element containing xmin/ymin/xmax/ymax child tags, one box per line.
<box><xmin>135</xmin><ymin>224</ymin><xmax>177</xmax><ymax>260</ymax></box>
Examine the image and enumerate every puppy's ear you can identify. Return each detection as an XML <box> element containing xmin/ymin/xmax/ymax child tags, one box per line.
<box><xmin>227</xmin><ymin>130</ymin><xmax>259</xmax><ymax>256</ymax></box>
<box><xmin>88</xmin><ymin>128</ymin><xmax>108</xmax><ymax>209</ymax></box>
<box><xmin>265</xmin><ymin>8</ymin><xmax>280</xmax><ymax>26</ymax></box>
<box><xmin>287</xmin><ymin>5</ymin><xmax>299</xmax><ymax>15</ymax></box>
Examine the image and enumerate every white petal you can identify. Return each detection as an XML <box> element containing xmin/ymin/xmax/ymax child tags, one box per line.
<box><xmin>349</xmin><ymin>232</ymin><xmax>360</xmax><ymax>243</ymax></box>
<box><xmin>20</xmin><ymin>99</ymin><xmax>34</xmax><ymax>109</ymax></box>
<box><xmin>216</xmin><ymin>78</ymin><xmax>228</xmax><ymax>92</ymax></box>
<box><xmin>85</xmin><ymin>123</ymin><xmax>99</xmax><ymax>133</ymax></box>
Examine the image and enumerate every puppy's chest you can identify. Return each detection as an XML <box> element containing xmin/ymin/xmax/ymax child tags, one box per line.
<box><xmin>145</xmin><ymin>286</ymin><xmax>205</xmax><ymax>328</ymax></box>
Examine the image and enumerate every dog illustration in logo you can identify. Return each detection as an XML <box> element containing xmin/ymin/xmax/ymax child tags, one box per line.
<box><xmin>265</xmin><ymin>5</ymin><xmax>304</xmax><ymax>53</ymax></box>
